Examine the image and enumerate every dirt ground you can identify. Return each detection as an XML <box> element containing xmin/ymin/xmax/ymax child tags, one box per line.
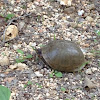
<box><xmin>0</xmin><ymin>0</ymin><xmax>100</xmax><ymax>100</ymax></box>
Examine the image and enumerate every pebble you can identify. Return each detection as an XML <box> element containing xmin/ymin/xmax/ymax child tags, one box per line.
<box><xmin>70</xmin><ymin>22</ymin><xmax>77</xmax><ymax>28</ymax></box>
<box><xmin>0</xmin><ymin>74</ymin><xmax>5</xmax><ymax>77</ymax></box>
<box><xmin>13</xmin><ymin>44</ymin><xmax>21</xmax><ymax>50</ymax></box>
<box><xmin>63</xmin><ymin>7</ymin><xmax>75</xmax><ymax>14</ymax></box>
<box><xmin>9</xmin><ymin>64</ymin><xmax>18</xmax><ymax>70</ymax></box>
<box><xmin>0</xmin><ymin>56</ymin><xmax>10</xmax><ymax>66</ymax></box>
<box><xmin>87</xmin><ymin>4</ymin><xmax>95</xmax><ymax>10</ymax></box>
<box><xmin>78</xmin><ymin>10</ymin><xmax>84</xmax><ymax>16</ymax></box>
<box><xmin>85</xmin><ymin>68</ymin><xmax>92</xmax><ymax>74</ymax></box>
<box><xmin>0</xmin><ymin>0</ymin><xmax>99</xmax><ymax>100</ymax></box>
<box><xmin>84</xmin><ymin>77</ymin><xmax>97</xmax><ymax>89</ymax></box>
<box><xmin>91</xmin><ymin>67</ymin><xmax>98</xmax><ymax>72</ymax></box>
<box><xmin>10</xmin><ymin>63</ymin><xmax>29</xmax><ymax>70</ymax></box>
<box><xmin>85</xmin><ymin>16</ymin><xmax>94</xmax><ymax>22</ymax></box>
<box><xmin>19</xmin><ymin>21</ymin><xmax>25</xmax><ymax>30</ymax></box>
<box><xmin>34</xmin><ymin>71</ymin><xmax>43</xmax><ymax>77</ymax></box>
<box><xmin>29</xmin><ymin>42</ymin><xmax>36</xmax><ymax>47</ymax></box>
<box><xmin>14</xmin><ymin>7</ymin><xmax>21</xmax><ymax>12</ymax></box>
<box><xmin>46</xmin><ymin>92</ymin><xmax>50</xmax><ymax>96</ymax></box>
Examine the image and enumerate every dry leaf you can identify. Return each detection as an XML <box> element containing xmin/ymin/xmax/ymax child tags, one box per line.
<box><xmin>1</xmin><ymin>25</ymin><xmax>18</xmax><ymax>41</ymax></box>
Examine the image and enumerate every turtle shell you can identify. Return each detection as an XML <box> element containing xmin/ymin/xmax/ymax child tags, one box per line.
<box><xmin>41</xmin><ymin>40</ymin><xmax>85</xmax><ymax>72</ymax></box>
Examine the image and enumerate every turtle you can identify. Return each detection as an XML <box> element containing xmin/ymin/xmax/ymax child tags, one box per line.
<box><xmin>36</xmin><ymin>39</ymin><xmax>85</xmax><ymax>72</ymax></box>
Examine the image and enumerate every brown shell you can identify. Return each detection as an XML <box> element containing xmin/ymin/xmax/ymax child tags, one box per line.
<box><xmin>41</xmin><ymin>40</ymin><xmax>85</xmax><ymax>72</ymax></box>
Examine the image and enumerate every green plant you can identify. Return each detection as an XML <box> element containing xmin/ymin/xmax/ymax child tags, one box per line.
<box><xmin>53</xmin><ymin>34</ymin><xmax>56</xmax><ymax>40</ymax></box>
<box><xmin>16</xmin><ymin>49</ymin><xmax>33</xmax><ymax>63</ymax></box>
<box><xmin>61</xmin><ymin>87</ymin><xmax>66</xmax><ymax>92</ymax></box>
<box><xmin>95</xmin><ymin>30</ymin><xmax>100</xmax><ymax>36</ymax></box>
<box><xmin>78</xmin><ymin>61</ymin><xmax>89</xmax><ymax>73</ymax></box>
<box><xmin>36</xmin><ymin>83</ymin><xmax>42</xmax><ymax>88</ymax></box>
<box><xmin>24</xmin><ymin>81</ymin><xmax>32</xmax><ymax>88</ymax></box>
<box><xmin>93</xmin><ymin>39</ymin><xmax>98</xmax><ymax>43</ymax></box>
<box><xmin>1</xmin><ymin>52</ymin><xmax>6</xmax><ymax>56</ymax></box>
<box><xmin>6</xmin><ymin>13</ymin><xmax>15</xmax><ymax>20</ymax></box>
<box><xmin>49</xmin><ymin>71</ymin><xmax>63</xmax><ymax>78</ymax></box>
<box><xmin>22</xmin><ymin>5</ymin><xmax>27</xmax><ymax>9</ymax></box>
<box><xmin>90</xmin><ymin>50</ymin><xmax>100</xmax><ymax>56</ymax></box>
<box><xmin>54</xmin><ymin>71</ymin><xmax>63</xmax><ymax>78</ymax></box>
<box><xmin>0</xmin><ymin>85</ymin><xmax>11</xmax><ymax>100</ymax></box>
<box><xmin>65</xmin><ymin>99</ymin><xmax>70</xmax><ymax>100</ymax></box>
<box><xmin>49</xmin><ymin>73</ymin><xmax>53</xmax><ymax>78</ymax></box>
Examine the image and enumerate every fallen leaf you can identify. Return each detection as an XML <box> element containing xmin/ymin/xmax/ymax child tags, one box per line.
<box><xmin>1</xmin><ymin>25</ymin><xmax>18</xmax><ymax>41</ymax></box>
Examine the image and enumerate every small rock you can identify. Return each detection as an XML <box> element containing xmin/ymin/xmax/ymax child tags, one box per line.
<box><xmin>70</xmin><ymin>22</ymin><xmax>77</xmax><ymax>28</ymax></box>
<box><xmin>78</xmin><ymin>10</ymin><xmax>84</xmax><ymax>16</ymax></box>
<box><xmin>29</xmin><ymin>42</ymin><xmax>36</xmax><ymax>47</ymax></box>
<box><xmin>14</xmin><ymin>7</ymin><xmax>21</xmax><ymax>12</ymax></box>
<box><xmin>0</xmin><ymin>74</ymin><xmax>5</xmax><ymax>77</ymax></box>
<box><xmin>9</xmin><ymin>0</ymin><xmax>15</xmax><ymax>5</ymax></box>
<box><xmin>9</xmin><ymin>64</ymin><xmax>17</xmax><ymax>70</ymax></box>
<box><xmin>34</xmin><ymin>71</ymin><xmax>43</xmax><ymax>77</ymax></box>
<box><xmin>84</xmin><ymin>77</ymin><xmax>97</xmax><ymax>89</ymax></box>
<box><xmin>63</xmin><ymin>7</ymin><xmax>75</xmax><ymax>14</ymax></box>
<box><xmin>85</xmin><ymin>68</ymin><xmax>92</xmax><ymax>74</ymax></box>
<box><xmin>19</xmin><ymin>21</ymin><xmax>25</xmax><ymax>30</ymax></box>
<box><xmin>58</xmin><ymin>0</ymin><xmax>72</xmax><ymax>6</ymax></box>
<box><xmin>9</xmin><ymin>63</ymin><xmax>28</xmax><ymax>70</ymax></box>
<box><xmin>87</xmin><ymin>4</ymin><xmax>95</xmax><ymax>10</ymax></box>
<box><xmin>46</xmin><ymin>93</ymin><xmax>50</xmax><ymax>96</ymax></box>
<box><xmin>13</xmin><ymin>44</ymin><xmax>21</xmax><ymax>50</ymax></box>
<box><xmin>17</xmin><ymin>63</ymin><xmax>28</xmax><ymax>70</ymax></box>
<box><xmin>13</xmin><ymin>45</ymin><xmax>19</xmax><ymax>50</ymax></box>
<box><xmin>85</xmin><ymin>16</ymin><xmax>94</xmax><ymax>22</ymax></box>
<box><xmin>0</xmin><ymin>56</ymin><xmax>10</xmax><ymax>66</ymax></box>
<box><xmin>91</xmin><ymin>67</ymin><xmax>98</xmax><ymax>72</ymax></box>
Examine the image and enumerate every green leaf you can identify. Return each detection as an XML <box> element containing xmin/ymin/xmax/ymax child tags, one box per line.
<box><xmin>49</xmin><ymin>73</ymin><xmax>53</xmax><ymax>78</ymax></box>
<box><xmin>16</xmin><ymin>49</ymin><xmax>24</xmax><ymax>55</ymax></box>
<box><xmin>6</xmin><ymin>13</ymin><xmax>15</xmax><ymax>20</ymax></box>
<box><xmin>27</xmin><ymin>81</ymin><xmax>32</xmax><ymax>85</ymax></box>
<box><xmin>25</xmin><ymin>54</ymin><xmax>33</xmax><ymax>59</ymax></box>
<box><xmin>36</xmin><ymin>83</ymin><xmax>42</xmax><ymax>88</ymax></box>
<box><xmin>0</xmin><ymin>85</ymin><xmax>11</xmax><ymax>100</ymax></box>
<box><xmin>1</xmin><ymin>53</ymin><xmax>6</xmax><ymax>56</ymax></box>
<box><xmin>65</xmin><ymin>99</ymin><xmax>70</xmax><ymax>100</ymax></box>
<box><xmin>61</xmin><ymin>87</ymin><xmax>66</xmax><ymax>92</ymax></box>
<box><xmin>95</xmin><ymin>30</ymin><xmax>100</xmax><ymax>36</ymax></box>
<box><xmin>94</xmin><ymin>39</ymin><xmax>98</xmax><ymax>43</ymax></box>
<box><xmin>24</xmin><ymin>84</ymin><xmax>27</xmax><ymax>88</ymax></box>
<box><xmin>24</xmin><ymin>81</ymin><xmax>32</xmax><ymax>89</ymax></box>
<box><xmin>22</xmin><ymin>5</ymin><xmax>27</xmax><ymax>9</ymax></box>
<box><xmin>90</xmin><ymin>50</ymin><xmax>100</xmax><ymax>54</ymax></box>
<box><xmin>54</xmin><ymin>71</ymin><xmax>63</xmax><ymax>78</ymax></box>
<box><xmin>54</xmin><ymin>34</ymin><xmax>56</xmax><ymax>40</ymax></box>
<box><xmin>16</xmin><ymin>58</ymin><xmax>25</xmax><ymax>63</ymax></box>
